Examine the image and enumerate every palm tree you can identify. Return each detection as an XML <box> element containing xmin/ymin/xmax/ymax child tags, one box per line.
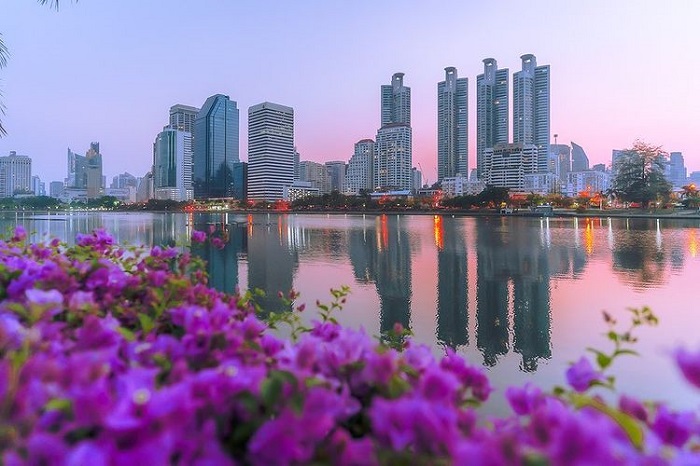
<box><xmin>1</xmin><ymin>1</ymin><xmax>65</xmax><ymax>136</ymax></box>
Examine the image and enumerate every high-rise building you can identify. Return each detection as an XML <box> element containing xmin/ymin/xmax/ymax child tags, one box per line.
<box><xmin>193</xmin><ymin>94</ymin><xmax>239</xmax><ymax>199</ymax></box>
<box><xmin>85</xmin><ymin>142</ymin><xmax>103</xmax><ymax>199</ymax></box>
<box><xmin>381</xmin><ymin>72</ymin><xmax>411</xmax><ymax>126</ymax></box>
<box><xmin>345</xmin><ymin>139</ymin><xmax>375</xmax><ymax>194</ymax></box>
<box><xmin>476</xmin><ymin>58</ymin><xmax>509</xmax><ymax>180</ymax></box>
<box><xmin>169</xmin><ymin>104</ymin><xmax>200</xmax><ymax>134</ymax></box>
<box><xmin>325</xmin><ymin>161</ymin><xmax>347</xmax><ymax>193</ymax></box>
<box><xmin>111</xmin><ymin>172</ymin><xmax>138</xmax><ymax>189</ymax></box>
<box><xmin>31</xmin><ymin>176</ymin><xmax>45</xmax><ymax>196</ymax></box>
<box><xmin>247</xmin><ymin>102</ymin><xmax>294</xmax><ymax>201</ymax></box>
<box><xmin>550</xmin><ymin>144</ymin><xmax>571</xmax><ymax>183</ymax></box>
<box><xmin>571</xmin><ymin>141</ymin><xmax>589</xmax><ymax>172</ymax></box>
<box><xmin>49</xmin><ymin>181</ymin><xmax>64</xmax><ymax>199</ymax></box>
<box><xmin>0</xmin><ymin>151</ymin><xmax>32</xmax><ymax>197</ymax></box>
<box><xmin>153</xmin><ymin>128</ymin><xmax>194</xmax><ymax>201</ymax></box>
<box><xmin>298</xmin><ymin>160</ymin><xmax>327</xmax><ymax>193</ymax></box>
<box><xmin>669</xmin><ymin>152</ymin><xmax>687</xmax><ymax>187</ymax></box>
<box><xmin>513</xmin><ymin>54</ymin><xmax>550</xmax><ymax>173</ymax></box>
<box><xmin>437</xmin><ymin>67</ymin><xmax>468</xmax><ymax>182</ymax></box>
<box><xmin>375</xmin><ymin>123</ymin><xmax>412</xmax><ymax>191</ymax></box>
<box><xmin>376</xmin><ymin>73</ymin><xmax>412</xmax><ymax>191</ymax></box>
<box><xmin>66</xmin><ymin>147</ymin><xmax>87</xmax><ymax>188</ymax></box>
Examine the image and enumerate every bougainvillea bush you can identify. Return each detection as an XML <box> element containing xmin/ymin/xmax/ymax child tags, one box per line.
<box><xmin>2</xmin><ymin>226</ymin><xmax>700</xmax><ymax>465</ymax></box>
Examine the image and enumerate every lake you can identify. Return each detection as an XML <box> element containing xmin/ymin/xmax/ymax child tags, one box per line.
<box><xmin>4</xmin><ymin>210</ymin><xmax>700</xmax><ymax>411</ymax></box>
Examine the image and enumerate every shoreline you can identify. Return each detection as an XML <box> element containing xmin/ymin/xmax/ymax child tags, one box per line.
<box><xmin>5</xmin><ymin>207</ymin><xmax>700</xmax><ymax>221</ymax></box>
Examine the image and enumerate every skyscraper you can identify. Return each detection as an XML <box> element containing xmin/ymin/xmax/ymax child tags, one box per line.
<box><xmin>325</xmin><ymin>161</ymin><xmax>347</xmax><ymax>193</ymax></box>
<box><xmin>247</xmin><ymin>102</ymin><xmax>295</xmax><ymax>201</ymax></box>
<box><xmin>669</xmin><ymin>152</ymin><xmax>687</xmax><ymax>187</ymax></box>
<box><xmin>476</xmin><ymin>59</ymin><xmax>509</xmax><ymax>180</ymax></box>
<box><xmin>513</xmin><ymin>54</ymin><xmax>550</xmax><ymax>173</ymax></box>
<box><xmin>193</xmin><ymin>94</ymin><xmax>239</xmax><ymax>199</ymax></box>
<box><xmin>0</xmin><ymin>151</ymin><xmax>32</xmax><ymax>197</ymax></box>
<box><xmin>85</xmin><ymin>142</ymin><xmax>103</xmax><ymax>199</ymax></box>
<box><xmin>437</xmin><ymin>67</ymin><xmax>468</xmax><ymax>182</ymax></box>
<box><xmin>381</xmin><ymin>72</ymin><xmax>411</xmax><ymax>126</ymax></box>
<box><xmin>169</xmin><ymin>104</ymin><xmax>200</xmax><ymax>133</ymax></box>
<box><xmin>570</xmin><ymin>141</ymin><xmax>589</xmax><ymax>172</ymax></box>
<box><xmin>153</xmin><ymin>128</ymin><xmax>193</xmax><ymax>201</ymax></box>
<box><xmin>376</xmin><ymin>73</ymin><xmax>412</xmax><ymax>191</ymax></box>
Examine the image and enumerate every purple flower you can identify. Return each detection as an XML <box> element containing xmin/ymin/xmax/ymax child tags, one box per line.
<box><xmin>11</xmin><ymin>225</ymin><xmax>27</xmax><ymax>242</ymax></box>
<box><xmin>618</xmin><ymin>394</ymin><xmax>648</xmax><ymax>422</ymax></box>
<box><xmin>506</xmin><ymin>383</ymin><xmax>545</xmax><ymax>416</ymax></box>
<box><xmin>565</xmin><ymin>357</ymin><xmax>603</xmax><ymax>392</ymax></box>
<box><xmin>191</xmin><ymin>230</ymin><xmax>206</xmax><ymax>243</ymax></box>
<box><xmin>675</xmin><ymin>346</ymin><xmax>700</xmax><ymax>390</ymax></box>
<box><xmin>652</xmin><ymin>405</ymin><xmax>694</xmax><ymax>447</ymax></box>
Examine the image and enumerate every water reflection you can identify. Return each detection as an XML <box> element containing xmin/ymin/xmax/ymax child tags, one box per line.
<box><xmin>347</xmin><ymin>215</ymin><xmax>412</xmax><ymax>332</ymax></box>
<box><xmin>9</xmin><ymin>211</ymin><xmax>700</xmax><ymax>385</ymax></box>
<box><xmin>435</xmin><ymin>216</ymin><xmax>468</xmax><ymax>348</ymax></box>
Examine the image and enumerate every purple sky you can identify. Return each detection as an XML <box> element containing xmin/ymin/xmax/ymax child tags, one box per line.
<box><xmin>1</xmin><ymin>1</ymin><xmax>699</xmax><ymax>185</ymax></box>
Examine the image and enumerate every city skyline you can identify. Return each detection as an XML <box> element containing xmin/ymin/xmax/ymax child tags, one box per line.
<box><xmin>1</xmin><ymin>1</ymin><xmax>699</xmax><ymax>184</ymax></box>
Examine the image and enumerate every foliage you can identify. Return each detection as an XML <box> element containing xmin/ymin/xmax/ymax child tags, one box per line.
<box><xmin>1</xmin><ymin>227</ymin><xmax>700</xmax><ymax>464</ymax></box>
<box><xmin>612</xmin><ymin>140</ymin><xmax>672</xmax><ymax>208</ymax></box>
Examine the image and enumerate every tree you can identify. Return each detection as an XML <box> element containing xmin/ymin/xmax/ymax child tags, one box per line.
<box><xmin>612</xmin><ymin>140</ymin><xmax>672</xmax><ymax>208</ymax></box>
<box><xmin>1</xmin><ymin>1</ymin><xmax>64</xmax><ymax>136</ymax></box>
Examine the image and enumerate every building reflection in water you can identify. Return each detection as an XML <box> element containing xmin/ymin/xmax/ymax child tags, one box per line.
<box><xmin>476</xmin><ymin>218</ymin><xmax>552</xmax><ymax>371</ymax></box>
<box><xmin>348</xmin><ymin>215</ymin><xmax>412</xmax><ymax>333</ymax></box>
<box><xmin>190</xmin><ymin>213</ymin><xmax>247</xmax><ymax>295</ymax></box>
<box><xmin>246</xmin><ymin>214</ymin><xmax>298</xmax><ymax>313</ymax></box>
<box><xmin>435</xmin><ymin>216</ymin><xmax>468</xmax><ymax>348</ymax></box>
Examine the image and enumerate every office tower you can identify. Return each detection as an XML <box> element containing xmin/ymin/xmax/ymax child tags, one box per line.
<box><xmin>412</xmin><ymin>167</ymin><xmax>422</xmax><ymax>191</ymax></box>
<box><xmin>513</xmin><ymin>54</ymin><xmax>550</xmax><ymax>173</ymax></box>
<box><xmin>247</xmin><ymin>102</ymin><xmax>294</xmax><ymax>201</ymax></box>
<box><xmin>550</xmin><ymin>144</ymin><xmax>571</xmax><ymax>183</ymax></box>
<box><xmin>31</xmin><ymin>176</ymin><xmax>45</xmax><ymax>196</ymax></box>
<box><xmin>85</xmin><ymin>142</ymin><xmax>103</xmax><ymax>199</ymax></box>
<box><xmin>111</xmin><ymin>172</ymin><xmax>138</xmax><ymax>189</ymax></box>
<box><xmin>437</xmin><ymin>67</ymin><xmax>468</xmax><ymax>182</ymax></box>
<box><xmin>669</xmin><ymin>152</ymin><xmax>687</xmax><ymax>187</ymax></box>
<box><xmin>476</xmin><ymin>58</ymin><xmax>509</xmax><ymax>180</ymax></box>
<box><xmin>169</xmin><ymin>104</ymin><xmax>200</xmax><ymax>133</ymax></box>
<box><xmin>66</xmin><ymin>147</ymin><xmax>87</xmax><ymax>188</ymax></box>
<box><xmin>346</xmin><ymin>139</ymin><xmax>375</xmax><ymax>194</ymax></box>
<box><xmin>153</xmin><ymin>128</ymin><xmax>194</xmax><ymax>201</ymax></box>
<box><xmin>293</xmin><ymin>148</ymin><xmax>301</xmax><ymax>181</ymax></box>
<box><xmin>193</xmin><ymin>94</ymin><xmax>240</xmax><ymax>199</ymax></box>
<box><xmin>298</xmin><ymin>160</ymin><xmax>327</xmax><ymax>193</ymax></box>
<box><xmin>49</xmin><ymin>181</ymin><xmax>64</xmax><ymax>199</ymax></box>
<box><xmin>381</xmin><ymin>72</ymin><xmax>411</xmax><ymax>126</ymax></box>
<box><xmin>570</xmin><ymin>141</ymin><xmax>589</xmax><ymax>172</ymax></box>
<box><xmin>374</xmin><ymin>123</ymin><xmax>412</xmax><ymax>191</ymax></box>
<box><xmin>325</xmin><ymin>161</ymin><xmax>347</xmax><ymax>193</ymax></box>
<box><xmin>0</xmin><ymin>151</ymin><xmax>32</xmax><ymax>197</ymax></box>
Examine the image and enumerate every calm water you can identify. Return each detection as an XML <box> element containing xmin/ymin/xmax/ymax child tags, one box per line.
<box><xmin>4</xmin><ymin>211</ymin><xmax>700</xmax><ymax>410</ymax></box>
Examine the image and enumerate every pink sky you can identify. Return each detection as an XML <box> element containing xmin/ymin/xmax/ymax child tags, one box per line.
<box><xmin>1</xmin><ymin>1</ymin><xmax>699</xmax><ymax>185</ymax></box>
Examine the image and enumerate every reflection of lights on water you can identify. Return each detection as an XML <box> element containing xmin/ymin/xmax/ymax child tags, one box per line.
<box><xmin>607</xmin><ymin>218</ymin><xmax>614</xmax><ymax>249</ymax></box>
<box><xmin>584</xmin><ymin>221</ymin><xmax>594</xmax><ymax>255</ymax></box>
<box><xmin>656</xmin><ymin>219</ymin><xmax>662</xmax><ymax>251</ymax></box>
<box><xmin>689</xmin><ymin>230</ymin><xmax>698</xmax><ymax>258</ymax></box>
<box><xmin>573</xmin><ymin>217</ymin><xmax>580</xmax><ymax>248</ymax></box>
<box><xmin>433</xmin><ymin>215</ymin><xmax>444</xmax><ymax>250</ymax></box>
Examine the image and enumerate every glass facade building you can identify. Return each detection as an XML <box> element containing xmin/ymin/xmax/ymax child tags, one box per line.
<box><xmin>193</xmin><ymin>94</ymin><xmax>240</xmax><ymax>199</ymax></box>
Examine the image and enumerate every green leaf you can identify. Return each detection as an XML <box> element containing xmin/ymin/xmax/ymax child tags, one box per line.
<box><xmin>117</xmin><ymin>326</ymin><xmax>135</xmax><ymax>342</ymax></box>
<box><xmin>596</xmin><ymin>352</ymin><xmax>612</xmax><ymax>369</ymax></box>
<box><xmin>571</xmin><ymin>394</ymin><xmax>644</xmax><ymax>449</ymax></box>
<box><xmin>45</xmin><ymin>398</ymin><xmax>72</xmax><ymax>413</ymax></box>
<box><xmin>138</xmin><ymin>313</ymin><xmax>154</xmax><ymax>334</ymax></box>
<box><xmin>260</xmin><ymin>376</ymin><xmax>284</xmax><ymax>408</ymax></box>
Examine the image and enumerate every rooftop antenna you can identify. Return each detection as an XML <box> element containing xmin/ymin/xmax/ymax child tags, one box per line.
<box><xmin>554</xmin><ymin>133</ymin><xmax>558</xmax><ymax>146</ymax></box>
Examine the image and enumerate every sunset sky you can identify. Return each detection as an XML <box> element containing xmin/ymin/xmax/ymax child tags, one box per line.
<box><xmin>1</xmin><ymin>0</ymin><xmax>698</xmax><ymax>185</ymax></box>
